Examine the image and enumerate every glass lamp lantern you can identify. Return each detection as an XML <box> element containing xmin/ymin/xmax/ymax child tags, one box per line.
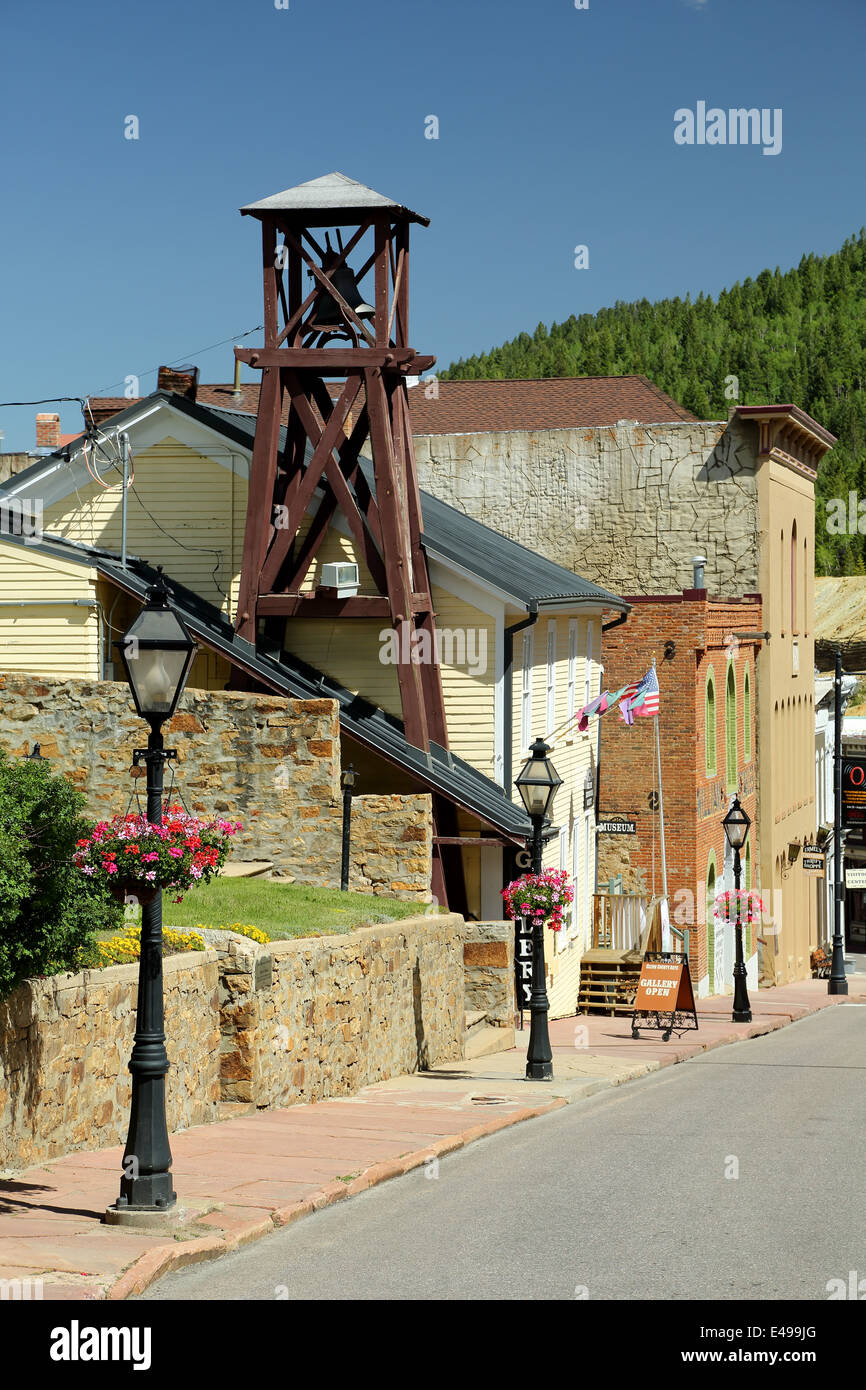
<box><xmin>116</xmin><ymin>572</ymin><xmax>198</xmax><ymax>725</ymax></box>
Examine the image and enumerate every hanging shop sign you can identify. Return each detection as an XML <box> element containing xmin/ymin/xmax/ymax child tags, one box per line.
<box><xmin>845</xmin><ymin>867</ymin><xmax>866</xmax><ymax>889</ymax></box>
<box><xmin>841</xmin><ymin>758</ymin><xmax>866</xmax><ymax>829</ymax></box>
<box><xmin>597</xmin><ymin>816</ymin><xmax>636</xmax><ymax>835</ymax></box>
<box><xmin>802</xmin><ymin>844</ymin><xmax>825</xmax><ymax>877</ymax></box>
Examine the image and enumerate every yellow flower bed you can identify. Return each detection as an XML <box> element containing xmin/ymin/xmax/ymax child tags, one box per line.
<box><xmin>98</xmin><ymin>923</ymin><xmax>206</xmax><ymax>966</ymax></box>
<box><xmin>194</xmin><ymin>921</ymin><xmax>269</xmax><ymax>945</ymax></box>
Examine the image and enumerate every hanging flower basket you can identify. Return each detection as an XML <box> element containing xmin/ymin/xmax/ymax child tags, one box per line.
<box><xmin>713</xmin><ymin>889</ymin><xmax>765</xmax><ymax>925</ymax></box>
<box><xmin>74</xmin><ymin>806</ymin><xmax>242</xmax><ymax>902</ymax></box>
<box><xmin>501</xmin><ymin>869</ymin><xmax>574</xmax><ymax>932</ymax></box>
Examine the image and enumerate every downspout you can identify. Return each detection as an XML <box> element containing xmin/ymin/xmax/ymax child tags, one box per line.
<box><xmin>503</xmin><ymin>603</ymin><xmax>538</xmax><ymax>794</ymax></box>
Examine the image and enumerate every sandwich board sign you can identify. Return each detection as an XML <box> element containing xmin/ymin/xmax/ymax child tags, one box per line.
<box><xmin>631</xmin><ymin>952</ymin><xmax>698</xmax><ymax>1042</ymax></box>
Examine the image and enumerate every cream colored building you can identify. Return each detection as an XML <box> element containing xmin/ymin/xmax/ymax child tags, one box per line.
<box><xmin>0</xmin><ymin>391</ymin><xmax>627</xmax><ymax>1016</ymax></box>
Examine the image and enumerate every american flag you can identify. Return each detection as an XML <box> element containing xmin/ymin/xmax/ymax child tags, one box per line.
<box><xmin>622</xmin><ymin>665</ymin><xmax>660</xmax><ymax>719</ymax></box>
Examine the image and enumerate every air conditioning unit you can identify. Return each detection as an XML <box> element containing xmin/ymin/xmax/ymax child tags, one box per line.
<box><xmin>319</xmin><ymin>562</ymin><xmax>360</xmax><ymax>598</ymax></box>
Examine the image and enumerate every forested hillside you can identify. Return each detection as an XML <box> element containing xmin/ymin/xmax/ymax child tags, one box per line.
<box><xmin>442</xmin><ymin>231</ymin><xmax>866</xmax><ymax>574</ymax></box>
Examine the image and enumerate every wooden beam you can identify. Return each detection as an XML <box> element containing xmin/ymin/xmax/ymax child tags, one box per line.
<box><xmin>257</xmin><ymin>594</ymin><xmax>392</xmax><ymax>618</ymax></box>
<box><xmin>261</xmin><ymin>217</ymin><xmax>280</xmax><ymax>349</ymax></box>
<box><xmin>236</xmin><ymin>348</ymin><xmax>434</xmax><ymax>372</ymax></box>
<box><xmin>433</xmin><ymin>836</ymin><xmax>510</xmax><ymax>847</ymax></box>
<box><xmin>279</xmin><ymin>225</ymin><xmax>376</xmax><ymax>348</ymax></box>
<box><xmin>280</xmin><ymin>405</ymin><xmax>377</xmax><ymax>594</ymax></box>
<box><xmin>365</xmin><ymin>365</ymin><xmax>429</xmax><ymax>751</ymax></box>
<box><xmin>274</xmin><ymin>219</ymin><xmax>370</xmax><ymax>347</ymax></box>
<box><xmin>287</xmin><ymin>385</ymin><xmax>388</xmax><ymax>594</ymax></box>
<box><xmin>259</xmin><ymin>375</ymin><xmax>361</xmax><ymax>594</ymax></box>
<box><xmin>234</xmin><ymin>365</ymin><xmax>283</xmax><ymax>640</ymax></box>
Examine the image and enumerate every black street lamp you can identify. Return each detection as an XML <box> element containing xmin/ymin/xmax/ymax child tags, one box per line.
<box><xmin>108</xmin><ymin>570</ymin><xmax>197</xmax><ymax>1218</ymax></box>
<box><xmin>722</xmin><ymin>795</ymin><xmax>753</xmax><ymax>1023</ymax></box>
<box><xmin>829</xmin><ymin>647</ymin><xmax>849</xmax><ymax>996</ymax></box>
<box><xmin>515</xmin><ymin>738</ymin><xmax>562</xmax><ymax>1081</ymax></box>
<box><xmin>340</xmin><ymin>765</ymin><xmax>357</xmax><ymax>892</ymax></box>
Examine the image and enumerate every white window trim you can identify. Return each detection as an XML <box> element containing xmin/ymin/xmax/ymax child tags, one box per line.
<box><xmin>584</xmin><ymin>620</ymin><xmax>595</xmax><ymax>710</ymax></box>
<box><xmin>571</xmin><ymin>817</ymin><xmax>581</xmax><ymax>939</ymax></box>
<box><xmin>521</xmin><ymin>629</ymin><xmax>534</xmax><ymax>751</ymax></box>
<box><xmin>546</xmin><ymin>621</ymin><xmax>557</xmax><ymax>738</ymax></box>
<box><xmin>556</xmin><ymin>825</ymin><xmax>569</xmax><ymax>952</ymax></box>
<box><xmin>566</xmin><ymin>619</ymin><xmax>578</xmax><ymax>740</ymax></box>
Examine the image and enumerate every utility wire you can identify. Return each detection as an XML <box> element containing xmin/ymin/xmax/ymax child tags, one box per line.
<box><xmin>88</xmin><ymin>324</ymin><xmax>264</xmax><ymax>397</ymax></box>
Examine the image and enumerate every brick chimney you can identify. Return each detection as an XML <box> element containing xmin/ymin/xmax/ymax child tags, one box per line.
<box><xmin>36</xmin><ymin>412</ymin><xmax>61</xmax><ymax>449</ymax></box>
<box><xmin>157</xmin><ymin>365</ymin><xmax>199</xmax><ymax>400</ymax></box>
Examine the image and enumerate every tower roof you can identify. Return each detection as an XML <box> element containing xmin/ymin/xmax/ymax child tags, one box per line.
<box><xmin>240</xmin><ymin>171</ymin><xmax>429</xmax><ymax>226</ymax></box>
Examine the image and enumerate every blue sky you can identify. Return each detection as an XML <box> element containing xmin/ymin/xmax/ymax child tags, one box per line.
<box><xmin>1</xmin><ymin>0</ymin><xmax>864</xmax><ymax>449</ymax></box>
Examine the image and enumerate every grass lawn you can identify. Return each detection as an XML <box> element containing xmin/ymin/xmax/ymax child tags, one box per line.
<box><xmin>118</xmin><ymin>876</ymin><xmax>431</xmax><ymax>941</ymax></box>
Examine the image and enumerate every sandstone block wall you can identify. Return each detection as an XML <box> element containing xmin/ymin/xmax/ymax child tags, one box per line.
<box><xmin>218</xmin><ymin>914</ymin><xmax>465</xmax><ymax>1108</ymax></box>
<box><xmin>0</xmin><ymin>952</ymin><xmax>220</xmax><ymax>1171</ymax></box>
<box><xmin>1</xmin><ymin>913</ymin><xmax>465</xmax><ymax>1171</ymax></box>
<box><xmin>462</xmin><ymin>921</ymin><xmax>514</xmax><ymax>1026</ymax></box>
<box><xmin>0</xmin><ymin>672</ymin><xmax>432</xmax><ymax>899</ymax></box>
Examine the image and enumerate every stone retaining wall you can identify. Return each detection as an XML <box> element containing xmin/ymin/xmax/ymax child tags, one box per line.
<box><xmin>0</xmin><ymin>672</ymin><xmax>432</xmax><ymax>899</ymax></box>
<box><xmin>0</xmin><ymin>914</ymin><xmax>464</xmax><ymax>1170</ymax></box>
<box><xmin>218</xmin><ymin>914</ymin><xmax>465</xmax><ymax>1107</ymax></box>
<box><xmin>0</xmin><ymin>952</ymin><xmax>220</xmax><ymax>1171</ymax></box>
<box><xmin>462</xmin><ymin>921</ymin><xmax>514</xmax><ymax>1026</ymax></box>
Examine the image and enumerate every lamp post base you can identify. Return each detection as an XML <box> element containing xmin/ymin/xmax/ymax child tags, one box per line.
<box><xmin>103</xmin><ymin>1202</ymin><xmax>184</xmax><ymax>1231</ymax></box>
<box><xmin>732</xmin><ymin>1008</ymin><xmax>752</xmax><ymax>1023</ymax></box>
<box><xmin>526</xmin><ymin>1059</ymin><xmax>554</xmax><ymax>1081</ymax></box>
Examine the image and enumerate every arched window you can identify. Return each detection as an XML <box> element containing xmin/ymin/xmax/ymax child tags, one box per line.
<box><xmin>803</xmin><ymin>536</ymin><xmax>808</xmax><ymax>636</ymax></box>
<box><xmin>743</xmin><ymin>666</ymin><xmax>751</xmax><ymax>762</ymax></box>
<box><xmin>725</xmin><ymin>664</ymin><xmax>737</xmax><ymax>792</ymax></box>
<box><xmin>744</xmin><ymin>837</ymin><xmax>752</xmax><ymax>891</ymax></box>
<box><xmin>705</xmin><ymin>669</ymin><xmax>717</xmax><ymax>777</ymax></box>
<box><xmin>780</xmin><ymin>529</ymin><xmax>786</xmax><ymax>636</ymax></box>
<box><xmin>791</xmin><ymin>520</ymin><xmax>798</xmax><ymax>633</ymax></box>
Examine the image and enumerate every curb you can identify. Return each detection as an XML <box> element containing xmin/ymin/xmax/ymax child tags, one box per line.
<box><xmin>108</xmin><ymin>1096</ymin><xmax>567</xmax><ymax>1301</ymax></box>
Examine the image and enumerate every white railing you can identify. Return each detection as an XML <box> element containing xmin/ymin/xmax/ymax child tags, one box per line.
<box><xmin>591</xmin><ymin>893</ymin><xmax>647</xmax><ymax>952</ymax></box>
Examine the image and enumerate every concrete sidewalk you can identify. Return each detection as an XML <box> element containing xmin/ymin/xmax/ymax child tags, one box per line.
<box><xmin>1</xmin><ymin>974</ymin><xmax>862</xmax><ymax>1301</ymax></box>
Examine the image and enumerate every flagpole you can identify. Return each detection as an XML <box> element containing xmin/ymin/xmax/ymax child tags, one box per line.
<box><xmin>653</xmin><ymin>659</ymin><xmax>668</xmax><ymax>900</ymax></box>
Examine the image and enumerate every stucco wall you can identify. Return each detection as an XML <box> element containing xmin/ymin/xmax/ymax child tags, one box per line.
<box><xmin>414</xmin><ymin>417</ymin><xmax>760</xmax><ymax>597</ymax></box>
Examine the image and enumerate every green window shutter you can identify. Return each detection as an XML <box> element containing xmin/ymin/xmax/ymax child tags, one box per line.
<box><xmin>726</xmin><ymin>665</ymin><xmax>737</xmax><ymax>792</ymax></box>
<box><xmin>705</xmin><ymin>671</ymin><xmax>716</xmax><ymax>777</ymax></box>
<box><xmin>743</xmin><ymin>668</ymin><xmax>751</xmax><ymax>762</ymax></box>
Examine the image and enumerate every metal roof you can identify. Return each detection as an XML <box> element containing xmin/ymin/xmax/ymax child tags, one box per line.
<box><xmin>1</xmin><ymin>391</ymin><xmax>626</xmax><ymax>612</ymax></box>
<box><xmin>0</xmin><ymin>529</ymin><xmax>530</xmax><ymax>840</ymax></box>
<box><xmin>240</xmin><ymin>172</ymin><xmax>430</xmax><ymax>226</ymax></box>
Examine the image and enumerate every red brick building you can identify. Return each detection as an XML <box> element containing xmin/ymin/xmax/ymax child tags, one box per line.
<box><xmin>596</xmin><ymin>587</ymin><xmax>762</xmax><ymax>996</ymax></box>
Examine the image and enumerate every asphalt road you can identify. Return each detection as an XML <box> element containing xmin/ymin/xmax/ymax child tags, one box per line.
<box><xmin>140</xmin><ymin>1005</ymin><xmax>866</xmax><ymax>1301</ymax></box>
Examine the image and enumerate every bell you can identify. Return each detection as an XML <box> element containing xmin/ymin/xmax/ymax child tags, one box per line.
<box><xmin>309</xmin><ymin>260</ymin><xmax>374</xmax><ymax>332</ymax></box>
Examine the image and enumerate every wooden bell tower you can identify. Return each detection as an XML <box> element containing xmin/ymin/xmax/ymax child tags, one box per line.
<box><xmin>234</xmin><ymin>172</ymin><xmax>447</xmax><ymax>753</ymax></box>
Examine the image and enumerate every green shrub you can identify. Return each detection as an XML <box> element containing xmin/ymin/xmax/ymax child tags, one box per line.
<box><xmin>0</xmin><ymin>749</ymin><xmax>123</xmax><ymax>997</ymax></box>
